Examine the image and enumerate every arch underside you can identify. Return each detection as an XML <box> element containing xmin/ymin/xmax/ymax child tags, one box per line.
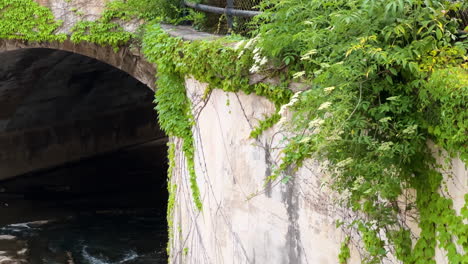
<box><xmin>0</xmin><ymin>46</ymin><xmax>164</xmax><ymax>180</ymax></box>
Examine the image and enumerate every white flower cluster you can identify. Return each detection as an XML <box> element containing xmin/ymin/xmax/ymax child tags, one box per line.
<box><xmin>233</xmin><ymin>40</ymin><xmax>246</xmax><ymax>50</ymax></box>
<box><xmin>318</xmin><ymin>101</ymin><xmax>332</xmax><ymax>110</ymax></box>
<box><xmin>293</xmin><ymin>71</ymin><xmax>306</xmax><ymax>79</ymax></box>
<box><xmin>278</xmin><ymin>91</ymin><xmax>302</xmax><ymax>116</ymax></box>
<box><xmin>277</xmin><ymin>91</ymin><xmax>303</xmax><ymax>127</ymax></box>
<box><xmin>336</xmin><ymin>157</ymin><xmax>353</xmax><ymax>168</ymax></box>
<box><xmin>301</xmin><ymin>49</ymin><xmax>317</xmax><ymax>61</ymax></box>
<box><xmin>234</xmin><ymin>38</ymin><xmax>255</xmax><ymax>58</ymax></box>
<box><xmin>335</xmin><ymin>189</ymin><xmax>352</xmax><ymax>202</ymax></box>
<box><xmin>234</xmin><ymin>37</ymin><xmax>269</xmax><ymax>73</ymax></box>
<box><xmin>308</xmin><ymin>118</ymin><xmax>324</xmax><ymax>128</ymax></box>
<box><xmin>323</xmin><ymin>86</ymin><xmax>335</xmax><ymax>93</ymax></box>
<box><xmin>377</xmin><ymin>141</ymin><xmax>394</xmax><ymax>152</ymax></box>
<box><xmin>250</xmin><ymin>47</ymin><xmax>268</xmax><ymax>73</ymax></box>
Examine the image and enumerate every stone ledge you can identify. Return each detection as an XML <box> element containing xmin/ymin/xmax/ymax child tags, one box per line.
<box><xmin>160</xmin><ymin>24</ymin><xmax>221</xmax><ymax>41</ymax></box>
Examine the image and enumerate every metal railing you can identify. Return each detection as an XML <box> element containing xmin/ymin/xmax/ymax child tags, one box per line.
<box><xmin>184</xmin><ymin>0</ymin><xmax>262</xmax><ymax>34</ymax></box>
<box><xmin>459</xmin><ymin>9</ymin><xmax>468</xmax><ymax>29</ymax></box>
<box><xmin>183</xmin><ymin>1</ymin><xmax>467</xmax><ymax>35</ymax></box>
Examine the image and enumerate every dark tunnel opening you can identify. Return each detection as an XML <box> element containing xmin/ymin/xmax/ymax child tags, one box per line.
<box><xmin>0</xmin><ymin>49</ymin><xmax>168</xmax><ymax>263</ymax></box>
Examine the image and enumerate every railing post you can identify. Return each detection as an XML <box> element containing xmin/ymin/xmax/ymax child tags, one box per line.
<box><xmin>226</xmin><ymin>0</ymin><xmax>234</xmax><ymax>33</ymax></box>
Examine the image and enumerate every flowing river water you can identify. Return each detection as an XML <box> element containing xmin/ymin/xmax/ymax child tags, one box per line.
<box><xmin>0</xmin><ymin>141</ymin><xmax>168</xmax><ymax>264</ymax></box>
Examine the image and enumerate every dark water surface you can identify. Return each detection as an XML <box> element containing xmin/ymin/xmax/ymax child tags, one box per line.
<box><xmin>0</xmin><ymin>212</ymin><xmax>167</xmax><ymax>264</ymax></box>
<box><xmin>0</xmin><ymin>141</ymin><xmax>168</xmax><ymax>264</ymax></box>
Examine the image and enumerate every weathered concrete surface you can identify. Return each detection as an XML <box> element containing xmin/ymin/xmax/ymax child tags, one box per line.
<box><xmin>160</xmin><ymin>24</ymin><xmax>221</xmax><ymax>41</ymax></box>
<box><xmin>0</xmin><ymin>48</ymin><xmax>164</xmax><ymax>180</ymax></box>
<box><xmin>36</xmin><ymin>0</ymin><xmax>107</xmax><ymax>33</ymax></box>
<box><xmin>170</xmin><ymin>78</ymin><xmax>351</xmax><ymax>264</ymax></box>
<box><xmin>169</xmin><ymin>78</ymin><xmax>467</xmax><ymax>264</ymax></box>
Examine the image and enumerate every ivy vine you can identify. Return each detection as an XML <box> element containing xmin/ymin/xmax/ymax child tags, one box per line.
<box><xmin>255</xmin><ymin>0</ymin><xmax>468</xmax><ymax>262</ymax></box>
<box><xmin>0</xmin><ymin>0</ymin><xmax>66</xmax><ymax>41</ymax></box>
<box><xmin>141</xmin><ymin>23</ymin><xmax>292</xmax><ymax>210</ymax></box>
<box><xmin>166</xmin><ymin>141</ymin><xmax>177</xmax><ymax>259</ymax></box>
<box><xmin>1</xmin><ymin>0</ymin><xmax>467</xmax><ymax>263</ymax></box>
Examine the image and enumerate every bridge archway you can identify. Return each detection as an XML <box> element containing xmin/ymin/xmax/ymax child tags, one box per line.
<box><xmin>0</xmin><ymin>46</ymin><xmax>165</xmax><ymax>180</ymax></box>
<box><xmin>0</xmin><ymin>45</ymin><xmax>169</xmax><ymax>262</ymax></box>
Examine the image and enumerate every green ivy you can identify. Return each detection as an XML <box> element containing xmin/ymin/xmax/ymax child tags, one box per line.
<box><xmin>421</xmin><ymin>67</ymin><xmax>468</xmax><ymax>162</ymax></box>
<box><xmin>141</xmin><ymin>23</ymin><xmax>293</xmax><ymax>210</ymax></box>
<box><xmin>0</xmin><ymin>0</ymin><xmax>66</xmax><ymax>41</ymax></box>
<box><xmin>166</xmin><ymin>141</ymin><xmax>177</xmax><ymax>259</ymax></box>
<box><xmin>250</xmin><ymin>112</ymin><xmax>281</xmax><ymax>139</ymax></box>
<box><xmin>70</xmin><ymin>4</ymin><xmax>134</xmax><ymax>51</ymax></box>
<box><xmin>2</xmin><ymin>1</ymin><xmax>467</xmax><ymax>263</ymax></box>
<box><xmin>104</xmin><ymin>0</ymin><xmax>182</xmax><ymax>21</ymax></box>
<box><xmin>142</xmin><ymin>25</ymin><xmax>201</xmax><ymax>210</ymax></box>
<box><xmin>338</xmin><ymin>236</ymin><xmax>351</xmax><ymax>264</ymax></box>
<box><xmin>256</xmin><ymin>0</ymin><xmax>468</xmax><ymax>262</ymax></box>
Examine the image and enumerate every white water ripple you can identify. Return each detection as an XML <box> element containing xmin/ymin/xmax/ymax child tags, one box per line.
<box><xmin>82</xmin><ymin>246</ymin><xmax>138</xmax><ymax>264</ymax></box>
<box><xmin>8</xmin><ymin>223</ymin><xmax>31</xmax><ymax>229</ymax></box>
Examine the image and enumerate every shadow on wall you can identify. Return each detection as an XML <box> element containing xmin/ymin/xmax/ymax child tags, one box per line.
<box><xmin>0</xmin><ymin>139</ymin><xmax>168</xmax><ymax>226</ymax></box>
<box><xmin>0</xmin><ymin>48</ymin><xmax>166</xmax><ymax>180</ymax></box>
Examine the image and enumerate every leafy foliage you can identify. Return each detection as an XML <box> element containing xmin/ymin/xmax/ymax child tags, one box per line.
<box><xmin>166</xmin><ymin>141</ymin><xmax>177</xmax><ymax>260</ymax></box>
<box><xmin>338</xmin><ymin>236</ymin><xmax>351</xmax><ymax>264</ymax></box>
<box><xmin>104</xmin><ymin>0</ymin><xmax>182</xmax><ymax>22</ymax></box>
<box><xmin>141</xmin><ymin>24</ymin><xmax>291</xmax><ymax>210</ymax></box>
<box><xmin>0</xmin><ymin>0</ymin><xmax>66</xmax><ymax>41</ymax></box>
<box><xmin>142</xmin><ymin>26</ymin><xmax>202</xmax><ymax>209</ymax></box>
<box><xmin>1</xmin><ymin>0</ymin><xmax>467</xmax><ymax>263</ymax></box>
<box><xmin>250</xmin><ymin>113</ymin><xmax>281</xmax><ymax>138</ymax></box>
<box><xmin>421</xmin><ymin>67</ymin><xmax>468</xmax><ymax>162</ymax></box>
<box><xmin>70</xmin><ymin>20</ymin><xmax>133</xmax><ymax>50</ymax></box>
<box><xmin>69</xmin><ymin>0</ymin><xmax>186</xmax><ymax>50</ymax></box>
<box><xmin>255</xmin><ymin>0</ymin><xmax>468</xmax><ymax>262</ymax></box>
<box><xmin>70</xmin><ymin>3</ymin><xmax>134</xmax><ymax>50</ymax></box>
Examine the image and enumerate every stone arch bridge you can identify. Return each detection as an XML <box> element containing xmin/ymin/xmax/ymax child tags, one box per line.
<box><xmin>0</xmin><ymin>1</ymin><xmax>466</xmax><ymax>264</ymax></box>
<box><xmin>0</xmin><ymin>0</ymin><xmax>213</xmax><ymax>179</ymax></box>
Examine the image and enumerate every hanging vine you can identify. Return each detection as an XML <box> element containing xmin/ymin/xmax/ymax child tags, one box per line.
<box><xmin>0</xmin><ymin>0</ymin><xmax>467</xmax><ymax>263</ymax></box>
<box><xmin>254</xmin><ymin>0</ymin><xmax>468</xmax><ymax>262</ymax></box>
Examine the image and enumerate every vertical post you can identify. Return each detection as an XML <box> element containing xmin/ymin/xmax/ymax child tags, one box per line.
<box><xmin>226</xmin><ymin>0</ymin><xmax>234</xmax><ymax>33</ymax></box>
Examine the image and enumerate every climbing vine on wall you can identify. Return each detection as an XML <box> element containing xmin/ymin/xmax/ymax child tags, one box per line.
<box><xmin>1</xmin><ymin>0</ymin><xmax>467</xmax><ymax>262</ymax></box>
<box><xmin>0</xmin><ymin>0</ymin><xmax>66</xmax><ymax>41</ymax></box>
<box><xmin>141</xmin><ymin>23</ymin><xmax>292</xmax><ymax>210</ymax></box>
<box><xmin>166</xmin><ymin>141</ymin><xmax>177</xmax><ymax>260</ymax></box>
<box><xmin>69</xmin><ymin>0</ymin><xmax>186</xmax><ymax>50</ymax></box>
<box><xmin>254</xmin><ymin>0</ymin><xmax>468</xmax><ymax>263</ymax></box>
<box><xmin>69</xmin><ymin>3</ymin><xmax>134</xmax><ymax>50</ymax></box>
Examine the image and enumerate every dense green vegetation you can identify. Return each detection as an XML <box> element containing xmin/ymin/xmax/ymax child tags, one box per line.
<box><xmin>0</xmin><ymin>0</ymin><xmax>66</xmax><ymax>41</ymax></box>
<box><xmin>0</xmin><ymin>0</ymin><xmax>467</xmax><ymax>262</ymax></box>
<box><xmin>254</xmin><ymin>0</ymin><xmax>467</xmax><ymax>263</ymax></box>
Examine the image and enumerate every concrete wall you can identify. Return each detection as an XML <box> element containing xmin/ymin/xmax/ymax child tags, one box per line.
<box><xmin>169</xmin><ymin>78</ymin><xmax>467</xmax><ymax>264</ymax></box>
